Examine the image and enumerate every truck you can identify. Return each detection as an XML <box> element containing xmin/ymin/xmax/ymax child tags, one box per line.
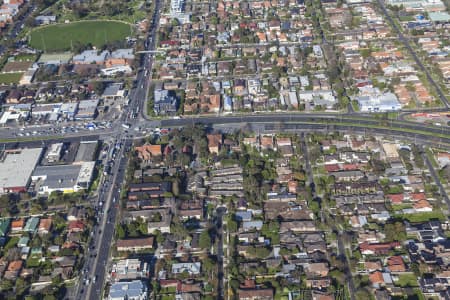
<box><xmin>108</xmin><ymin>147</ymin><xmax>115</xmax><ymax>158</ymax></box>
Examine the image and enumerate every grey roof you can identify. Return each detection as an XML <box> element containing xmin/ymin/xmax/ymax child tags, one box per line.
<box><xmin>235</xmin><ymin>211</ymin><xmax>252</xmax><ymax>221</ymax></box>
<box><xmin>357</xmin><ymin>92</ymin><xmax>401</xmax><ymax>111</ymax></box>
<box><xmin>73</xmin><ymin>50</ymin><xmax>109</xmax><ymax>64</ymax></box>
<box><xmin>429</xmin><ymin>11</ymin><xmax>450</xmax><ymax>22</ymax></box>
<box><xmin>109</xmin><ymin>280</ymin><xmax>147</xmax><ymax>299</ymax></box>
<box><xmin>102</xmin><ymin>83</ymin><xmax>123</xmax><ymax>97</ymax></box>
<box><xmin>74</xmin><ymin>141</ymin><xmax>97</xmax><ymax>162</ymax></box>
<box><xmin>76</xmin><ymin>99</ymin><xmax>98</xmax><ymax>118</ymax></box>
<box><xmin>35</xmin><ymin>15</ymin><xmax>56</xmax><ymax>21</ymax></box>
<box><xmin>111</xmin><ymin>49</ymin><xmax>134</xmax><ymax>60</ymax></box>
<box><xmin>32</xmin><ymin>165</ymin><xmax>81</xmax><ymax>190</ymax></box>
<box><xmin>242</xmin><ymin>220</ymin><xmax>263</xmax><ymax>230</ymax></box>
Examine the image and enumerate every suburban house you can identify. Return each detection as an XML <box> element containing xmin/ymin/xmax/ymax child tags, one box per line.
<box><xmin>207</xmin><ymin>134</ymin><xmax>223</xmax><ymax>154</ymax></box>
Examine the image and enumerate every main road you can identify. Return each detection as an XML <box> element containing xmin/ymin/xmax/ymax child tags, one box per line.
<box><xmin>74</xmin><ymin>0</ymin><xmax>163</xmax><ymax>299</ymax></box>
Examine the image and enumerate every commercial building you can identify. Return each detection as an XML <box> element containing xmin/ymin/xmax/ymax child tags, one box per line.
<box><xmin>101</xmin><ymin>65</ymin><xmax>133</xmax><ymax>76</ymax></box>
<box><xmin>73</xmin><ymin>50</ymin><xmax>110</xmax><ymax>65</ymax></box>
<box><xmin>170</xmin><ymin>0</ymin><xmax>190</xmax><ymax>23</ymax></box>
<box><xmin>111</xmin><ymin>259</ymin><xmax>149</xmax><ymax>281</ymax></box>
<box><xmin>76</xmin><ymin>99</ymin><xmax>99</xmax><ymax>119</ymax></box>
<box><xmin>60</xmin><ymin>102</ymin><xmax>78</xmax><ymax>120</ymax></box>
<box><xmin>154</xmin><ymin>89</ymin><xmax>178</xmax><ymax>115</ymax></box>
<box><xmin>31</xmin><ymin>103</ymin><xmax>62</xmax><ymax>118</ymax></box>
<box><xmin>74</xmin><ymin>141</ymin><xmax>98</xmax><ymax>163</ymax></box>
<box><xmin>357</xmin><ymin>92</ymin><xmax>401</xmax><ymax>112</ymax></box>
<box><xmin>0</xmin><ymin>148</ymin><xmax>43</xmax><ymax>194</ymax></box>
<box><xmin>108</xmin><ymin>280</ymin><xmax>148</xmax><ymax>300</ymax></box>
<box><xmin>46</xmin><ymin>143</ymin><xmax>63</xmax><ymax>163</ymax></box>
<box><xmin>429</xmin><ymin>11</ymin><xmax>450</xmax><ymax>23</ymax></box>
<box><xmin>31</xmin><ymin>161</ymin><xmax>95</xmax><ymax>194</ymax></box>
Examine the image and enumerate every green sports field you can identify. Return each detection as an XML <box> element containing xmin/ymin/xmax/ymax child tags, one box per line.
<box><xmin>29</xmin><ymin>21</ymin><xmax>132</xmax><ymax>52</ymax></box>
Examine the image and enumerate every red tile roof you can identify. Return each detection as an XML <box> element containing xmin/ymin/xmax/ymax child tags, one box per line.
<box><xmin>411</xmin><ymin>192</ymin><xmax>426</xmax><ymax>201</ymax></box>
<box><xmin>325</xmin><ymin>164</ymin><xmax>340</xmax><ymax>172</ymax></box>
<box><xmin>387</xmin><ymin>194</ymin><xmax>404</xmax><ymax>204</ymax></box>
<box><xmin>369</xmin><ymin>271</ymin><xmax>384</xmax><ymax>284</ymax></box>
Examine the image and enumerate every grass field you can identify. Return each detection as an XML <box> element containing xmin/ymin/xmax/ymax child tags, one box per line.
<box><xmin>29</xmin><ymin>20</ymin><xmax>132</xmax><ymax>52</ymax></box>
<box><xmin>401</xmin><ymin>211</ymin><xmax>446</xmax><ymax>223</ymax></box>
<box><xmin>0</xmin><ymin>72</ymin><xmax>23</xmax><ymax>84</ymax></box>
<box><xmin>395</xmin><ymin>274</ymin><xmax>419</xmax><ymax>287</ymax></box>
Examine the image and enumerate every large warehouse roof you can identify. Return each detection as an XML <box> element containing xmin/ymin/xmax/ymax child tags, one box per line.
<box><xmin>0</xmin><ymin>148</ymin><xmax>43</xmax><ymax>192</ymax></box>
<box><xmin>32</xmin><ymin>165</ymin><xmax>81</xmax><ymax>190</ymax></box>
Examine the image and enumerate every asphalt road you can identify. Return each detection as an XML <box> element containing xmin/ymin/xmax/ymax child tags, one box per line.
<box><xmin>422</xmin><ymin>146</ymin><xmax>450</xmax><ymax>209</ymax></box>
<box><xmin>72</xmin><ymin>1</ymin><xmax>162</xmax><ymax>299</ymax></box>
<box><xmin>216</xmin><ymin>207</ymin><xmax>226</xmax><ymax>300</ymax></box>
<box><xmin>336</xmin><ymin>231</ymin><xmax>356</xmax><ymax>300</ymax></box>
<box><xmin>78</xmin><ymin>136</ymin><xmax>131</xmax><ymax>300</ymax></box>
<box><xmin>160</xmin><ymin>113</ymin><xmax>450</xmax><ymax>138</ymax></box>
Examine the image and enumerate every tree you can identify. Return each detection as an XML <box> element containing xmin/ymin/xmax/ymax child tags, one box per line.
<box><xmin>116</xmin><ymin>224</ymin><xmax>125</xmax><ymax>239</ymax></box>
<box><xmin>126</xmin><ymin>222</ymin><xmax>139</xmax><ymax>237</ymax></box>
<box><xmin>384</xmin><ymin>222</ymin><xmax>406</xmax><ymax>242</ymax></box>
<box><xmin>199</xmin><ymin>229</ymin><xmax>212</xmax><ymax>249</ymax></box>
<box><xmin>92</xmin><ymin>81</ymin><xmax>106</xmax><ymax>96</ymax></box>
<box><xmin>360</xmin><ymin>49</ymin><xmax>371</xmax><ymax>58</ymax></box>
<box><xmin>15</xmin><ymin>277</ymin><xmax>28</xmax><ymax>296</ymax></box>
<box><xmin>172</xmin><ymin>178</ymin><xmax>180</xmax><ymax>197</ymax></box>
<box><xmin>171</xmin><ymin>220</ymin><xmax>188</xmax><ymax>240</ymax></box>
<box><xmin>227</xmin><ymin>217</ymin><xmax>238</xmax><ymax>233</ymax></box>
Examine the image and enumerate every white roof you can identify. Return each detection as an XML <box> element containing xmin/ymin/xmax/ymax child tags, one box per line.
<box><xmin>77</xmin><ymin>161</ymin><xmax>95</xmax><ymax>183</ymax></box>
<box><xmin>0</xmin><ymin>111</ymin><xmax>20</xmax><ymax>124</ymax></box>
<box><xmin>60</xmin><ymin>102</ymin><xmax>78</xmax><ymax>113</ymax></box>
<box><xmin>0</xmin><ymin>148</ymin><xmax>43</xmax><ymax>191</ymax></box>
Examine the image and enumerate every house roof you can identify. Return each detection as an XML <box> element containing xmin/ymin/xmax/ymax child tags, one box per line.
<box><xmin>387</xmin><ymin>256</ymin><xmax>406</xmax><ymax>272</ymax></box>
<box><xmin>369</xmin><ymin>271</ymin><xmax>384</xmax><ymax>284</ymax></box>
<box><xmin>387</xmin><ymin>193</ymin><xmax>404</xmax><ymax>204</ymax></box>
<box><xmin>135</xmin><ymin>144</ymin><xmax>162</xmax><ymax>160</ymax></box>
<box><xmin>411</xmin><ymin>192</ymin><xmax>426</xmax><ymax>201</ymax></box>
<box><xmin>260</xmin><ymin>136</ymin><xmax>273</xmax><ymax>148</ymax></box>
<box><xmin>7</xmin><ymin>260</ymin><xmax>23</xmax><ymax>272</ymax></box>
<box><xmin>24</xmin><ymin>217</ymin><xmax>39</xmax><ymax>232</ymax></box>
<box><xmin>306</xmin><ymin>262</ymin><xmax>329</xmax><ymax>275</ymax></box>
<box><xmin>116</xmin><ymin>237</ymin><xmax>154</xmax><ymax>249</ymax></box>
<box><xmin>11</xmin><ymin>219</ymin><xmax>24</xmax><ymax>229</ymax></box>
<box><xmin>325</xmin><ymin>164</ymin><xmax>340</xmax><ymax>172</ymax></box>
<box><xmin>238</xmin><ymin>288</ymin><xmax>273</xmax><ymax>299</ymax></box>
<box><xmin>38</xmin><ymin>218</ymin><xmax>52</xmax><ymax>231</ymax></box>
<box><xmin>359</xmin><ymin>241</ymin><xmax>400</xmax><ymax>253</ymax></box>
<box><xmin>365</xmin><ymin>261</ymin><xmax>382</xmax><ymax>271</ymax></box>
<box><xmin>68</xmin><ymin>220</ymin><xmax>85</xmax><ymax>231</ymax></box>
<box><xmin>207</xmin><ymin>134</ymin><xmax>222</xmax><ymax>148</ymax></box>
<box><xmin>413</xmin><ymin>199</ymin><xmax>432</xmax><ymax>209</ymax></box>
